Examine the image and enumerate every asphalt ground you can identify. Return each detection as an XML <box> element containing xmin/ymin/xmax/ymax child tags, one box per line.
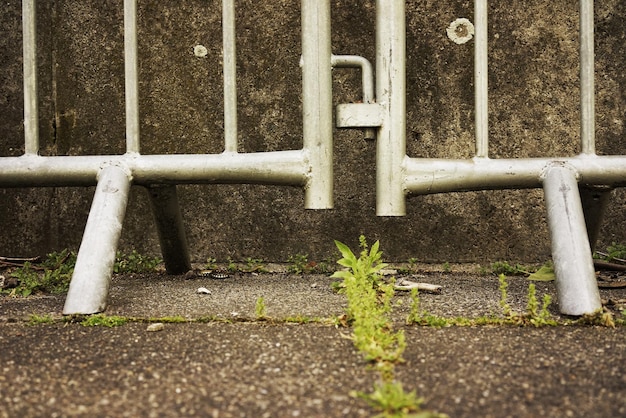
<box><xmin>1</xmin><ymin>268</ymin><xmax>625</xmax><ymax>417</ymax></box>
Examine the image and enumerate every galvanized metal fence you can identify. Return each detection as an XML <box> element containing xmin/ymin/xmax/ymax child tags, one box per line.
<box><xmin>1</xmin><ymin>0</ymin><xmax>624</xmax><ymax>316</ymax></box>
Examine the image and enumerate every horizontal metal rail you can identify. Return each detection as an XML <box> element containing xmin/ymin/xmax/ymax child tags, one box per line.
<box><xmin>403</xmin><ymin>155</ymin><xmax>626</xmax><ymax>195</ymax></box>
<box><xmin>0</xmin><ymin>151</ymin><xmax>309</xmax><ymax>187</ymax></box>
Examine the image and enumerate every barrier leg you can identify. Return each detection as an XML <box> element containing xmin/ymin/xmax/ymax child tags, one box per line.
<box><xmin>543</xmin><ymin>165</ymin><xmax>601</xmax><ymax>316</ymax></box>
<box><xmin>63</xmin><ymin>166</ymin><xmax>132</xmax><ymax>314</ymax></box>
<box><xmin>146</xmin><ymin>184</ymin><xmax>191</xmax><ymax>274</ymax></box>
<box><xmin>579</xmin><ymin>185</ymin><xmax>612</xmax><ymax>252</ymax></box>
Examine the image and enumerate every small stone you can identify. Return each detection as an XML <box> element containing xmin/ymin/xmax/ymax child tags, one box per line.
<box><xmin>197</xmin><ymin>287</ymin><xmax>211</xmax><ymax>294</ymax></box>
<box><xmin>146</xmin><ymin>323</ymin><xmax>164</xmax><ymax>332</ymax></box>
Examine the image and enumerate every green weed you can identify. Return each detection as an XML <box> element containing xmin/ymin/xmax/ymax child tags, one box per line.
<box><xmin>491</xmin><ymin>261</ymin><xmax>531</xmax><ymax>276</ymax></box>
<box><xmin>27</xmin><ymin>314</ymin><xmax>56</xmax><ymax>325</ymax></box>
<box><xmin>255</xmin><ymin>296</ymin><xmax>267</xmax><ymax>319</ymax></box>
<box><xmin>80</xmin><ymin>314</ymin><xmax>128</xmax><ymax>327</ymax></box>
<box><xmin>150</xmin><ymin>315</ymin><xmax>187</xmax><ymax>323</ymax></box>
<box><xmin>287</xmin><ymin>253</ymin><xmax>310</xmax><ymax>274</ymax></box>
<box><xmin>284</xmin><ymin>315</ymin><xmax>318</xmax><ymax>324</ymax></box>
<box><xmin>406</xmin><ymin>274</ymin><xmax>555</xmax><ymax>328</ymax></box>
<box><xmin>226</xmin><ymin>257</ymin><xmax>238</xmax><ymax>272</ymax></box>
<box><xmin>333</xmin><ymin>236</ymin><xmax>444</xmax><ymax>417</ymax></box>
<box><xmin>204</xmin><ymin>257</ymin><xmax>218</xmax><ymax>270</ymax></box>
<box><xmin>527</xmin><ymin>262</ymin><xmax>555</xmax><ymax>282</ymax></box>
<box><xmin>244</xmin><ymin>257</ymin><xmax>267</xmax><ymax>273</ymax></box>
<box><xmin>352</xmin><ymin>381</ymin><xmax>446</xmax><ymax>418</ymax></box>
<box><xmin>498</xmin><ymin>273</ymin><xmax>513</xmax><ymax>318</ymax></box>
<box><xmin>594</xmin><ymin>242</ymin><xmax>626</xmax><ymax>262</ymax></box>
<box><xmin>499</xmin><ymin>274</ymin><xmax>556</xmax><ymax>327</ymax></box>
<box><xmin>114</xmin><ymin>250</ymin><xmax>162</xmax><ymax>274</ymax></box>
<box><xmin>2</xmin><ymin>249</ymin><xmax>163</xmax><ymax>298</ymax></box>
<box><xmin>576</xmin><ymin>309</ymin><xmax>616</xmax><ymax>328</ymax></box>
<box><xmin>4</xmin><ymin>250</ymin><xmax>76</xmax><ymax>297</ymax></box>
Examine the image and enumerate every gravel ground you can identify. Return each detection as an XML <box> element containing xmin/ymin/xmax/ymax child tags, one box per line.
<box><xmin>1</xmin><ymin>270</ymin><xmax>625</xmax><ymax>417</ymax></box>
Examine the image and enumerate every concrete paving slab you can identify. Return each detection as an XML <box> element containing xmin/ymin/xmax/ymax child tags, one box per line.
<box><xmin>1</xmin><ymin>271</ymin><xmax>625</xmax><ymax>417</ymax></box>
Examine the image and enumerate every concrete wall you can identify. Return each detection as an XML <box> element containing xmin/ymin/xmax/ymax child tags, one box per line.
<box><xmin>1</xmin><ymin>0</ymin><xmax>626</xmax><ymax>264</ymax></box>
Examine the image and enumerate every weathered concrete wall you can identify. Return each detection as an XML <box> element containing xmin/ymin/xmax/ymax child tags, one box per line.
<box><xmin>1</xmin><ymin>0</ymin><xmax>626</xmax><ymax>263</ymax></box>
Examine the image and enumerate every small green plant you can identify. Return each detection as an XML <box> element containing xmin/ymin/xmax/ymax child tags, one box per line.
<box><xmin>596</xmin><ymin>242</ymin><xmax>626</xmax><ymax>262</ymax></box>
<box><xmin>80</xmin><ymin>314</ymin><xmax>128</xmax><ymax>327</ymax></box>
<box><xmin>352</xmin><ymin>381</ymin><xmax>446</xmax><ymax>418</ymax></box>
<box><xmin>4</xmin><ymin>250</ymin><xmax>76</xmax><ymax>297</ymax></box>
<box><xmin>527</xmin><ymin>262</ymin><xmax>555</xmax><ymax>282</ymax></box>
<box><xmin>576</xmin><ymin>309</ymin><xmax>616</xmax><ymax>328</ymax></box>
<box><xmin>151</xmin><ymin>315</ymin><xmax>187</xmax><ymax>323</ymax></box>
<box><xmin>498</xmin><ymin>274</ymin><xmax>556</xmax><ymax>327</ymax></box>
<box><xmin>227</xmin><ymin>257</ymin><xmax>238</xmax><ymax>272</ymax></box>
<box><xmin>397</xmin><ymin>257</ymin><xmax>420</xmax><ymax>274</ymax></box>
<box><xmin>498</xmin><ymin>273</ymin><xmax>513</xmax><ymax>318</ymax></box>
<box><xmin>27</xmin><ymin>314</ymin><xmax>56</xmax><ymax>325</ymax></box>
<box><xmin>287</xmin><ymin>253</ymin><xmax>310</xmax><ymax>274</ymax></box>
<box><xmin>287</xmin><ymin>254</ymin><xmax>309</xmax><ymax>274</ymax></box>
<box><xmin>243</xmin><ymin>257</ymin><xmax>267</xmax><ymax>273</ymax></box>
<box><xmin>284</xmin><ymin>315</ymin><xmax>316</xmax><ymax>324</ymax></box>
<box><xmin>442</xmin><ymin>262</ymin><xmax>451</xmax><ymax>273</ymax></box>
<box><xmin>525</xmin><ymin>283</ymin><xmax>554</xmax><ymax>327</ymax></box>
<box><xmin>491</xmin><ymin>261</ymin><xmax>531</xmax><ymax>276</ymax></box>
<box><xmin>114</xmin><ymin>250</ymin><xmax>162</xmax><ymax>274</ymax></box>
<box><xmin>255</xmin><ymin>296</ymin><xmax>267</xmax><ymax>319</ymax></box>
<box><xmin>204</xmin><ymin>257</ymin><xmax>218</xmax><ymax>270</ymax></box>
<box><xmin>406</xmin><ymin>288</ymin><xmax>421</xmax><ymax>324</ymax></box>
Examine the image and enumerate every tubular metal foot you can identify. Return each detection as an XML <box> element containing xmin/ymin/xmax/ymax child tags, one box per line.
<box><xmin>579</xmin><ymin>185</ymin><xmax>612</xmax><ymax>253</ymax></box>
<box><xmin>145</xmin><ymin>184</ymin><xmax>191</xmax><ymax>274</ymax></box>
<box><xmin>63</xmin><ymin>166</ymin><xmax>132</xmax><ymax>314</ymax></box>
<box><xmin>543</xmin><ymin>165</ymin><xmax>601</xmax><ymax>316</ymax></box>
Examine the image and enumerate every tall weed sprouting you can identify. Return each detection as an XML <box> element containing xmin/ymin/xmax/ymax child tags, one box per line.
<box><xmin>332</xmin><ymin>237</ymin><xmax>404</xmax><ymax>368</ymax></box>
<box><xmin>332</xmin><ymin>236</ymin><xmax>446</xmax><ymax>417</ymax></box>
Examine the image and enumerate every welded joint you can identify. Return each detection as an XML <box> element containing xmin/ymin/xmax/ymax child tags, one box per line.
<box><xmin>539</xmin><ymin>161</ymin><xmax>581</xmax><ymax>184</ymax></box>
<box><xmin>98</xmin><ymin>160</ymin><xmax>134</xmax><ymax>183</ymax></box>
<box><xmin>400</xmin><ymin>154</ymin><xmax>411</xmax><ymax>197</ymax></box>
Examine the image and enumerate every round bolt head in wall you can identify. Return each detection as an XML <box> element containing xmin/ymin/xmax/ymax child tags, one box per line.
<box><xmin>447</xmin><ymin>18</ymin><xmax>475</xmax><ymax>44</ymax></box>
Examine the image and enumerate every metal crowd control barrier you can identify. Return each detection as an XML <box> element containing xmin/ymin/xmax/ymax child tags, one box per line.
<box><xmin>1</xmin><ymin>0</ymin><xmax>623</xmax><ymax>316</ymax></box>
<box><xmin>2</xmin><ymin>0</ymin><xmax>337</xmax><ymax>314</ymax></box>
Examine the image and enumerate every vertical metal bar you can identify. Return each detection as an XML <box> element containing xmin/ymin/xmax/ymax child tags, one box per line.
<box><xmin>23</xmin><ymin>0</ymin><xmax>39</xmax><ymax>155</ymax></box>
<box><xmin>580</xmin><ymin>0</ymin><xmax>595</xmax><ymax>155</ymax></box>
<box><xmin>223</xmin><ymin>0</ymin><xmax>238</xmax><ymax>153</ymax></box>
<box><xmin>124</xmin><ymin>0</ymin><xmax>140</xmax><ymax>154</ymax></box>
<box><xmin>375</xmin><ymin>0</ymin><xmax>406</xmax><ymax>216</ymax></box>
<box><xmin>543</xmin><ymin>165</ymin><xmax>601</xmax><ymax>316</ymax></box>
<box><xmin>146</xmin><ymin>185</ymin><xmax>192</xmax><ymax>274</ymax></box>
<box><xmin>301</xmin><ymin>0</ymin><xmax>333</xmax><ymax>209</ymax></box>
<box><xmin>474</xmin><ymin>0</ymin><xmax>489</xmax><ymax>158</ymax></box>
<box><xmin>63</xmin><ymin>166</ymin><xmax>132</xmax><ymax>314</ymax></box>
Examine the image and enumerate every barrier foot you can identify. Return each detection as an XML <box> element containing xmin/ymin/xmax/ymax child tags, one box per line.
<box><xmin>579</xmin><ymin>185</ymin><xmax>612</xmax><ymax>252</ymax></box>
<box><xmin>543</xmin><ymin>165</ymin><xmax>602</xmax><ymax>316</ymax></box>
<box><xmin>146</xmin><ymin>184</ymin><xmax>191</xmax><ymax>274</ymax></box>
<box><xmin>63</xmin><ymin>166</ymin><xmax>132</xmax><ymax>314</ymax></box>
